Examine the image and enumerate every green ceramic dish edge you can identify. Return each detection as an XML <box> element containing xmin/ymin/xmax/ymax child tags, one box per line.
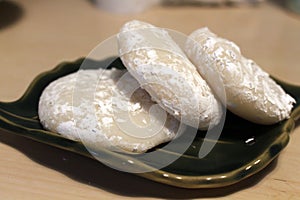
<box><xmin>0</xmin><ymin>58</ymin><xmax>299</xmax><ymax>188</ymax></box>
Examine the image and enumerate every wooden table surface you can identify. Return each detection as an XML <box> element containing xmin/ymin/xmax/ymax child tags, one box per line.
<box><xmin>0</xmin><ymin>0</ymin><xmax>300</xmax><ymax>199</ymax></box>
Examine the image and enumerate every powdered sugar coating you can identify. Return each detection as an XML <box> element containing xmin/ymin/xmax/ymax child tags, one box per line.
<box><xmin>118</xmin><ymin>20</ymin><xmax>223</xmax><ymax>129</ymax></box>
<box><xmin>38</xmin><ymin>69</ymin><xmax>182</xmax><ymax>153</ymax></box>
<box><xmin>185</xmin><ymin>27</ymin><xmax>295</xmax><ymax>124</ymax></box>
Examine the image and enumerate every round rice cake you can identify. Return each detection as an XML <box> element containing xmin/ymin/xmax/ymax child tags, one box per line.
<box><xmin>118</xmin><ymin>20</ymin><xmax>223</xmax><ymax>130</ymax></box>
<box><xmin>38</xmin><ymin>68</ymin><xmax>182</xmax><ymax>154</ymax></box>
<box><xmin>185</xmin><ymin>27</ymin><xmax>295</xmax><ymax>124</ymax></box>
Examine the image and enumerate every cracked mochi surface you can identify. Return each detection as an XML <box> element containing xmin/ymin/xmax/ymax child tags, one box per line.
<box><xmin>38</xmin><ymin>69</ymin><xmax>183</xmax><ymax>153</ymax></box>
<box><xmin>118</xmin><ymin>20</ymin><xmax>223</xmax><ymax>129</ymax></box>
<box><xmin>185</xmin><ymin>27</ymin><xmax>295</xmax><ymax>124</ymax></box>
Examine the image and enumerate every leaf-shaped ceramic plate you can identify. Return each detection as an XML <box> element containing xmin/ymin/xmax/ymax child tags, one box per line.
<box><xmin>0</xmin><ymin>58</ymin><xmax>299</xmax><ymax>188</ymax></box>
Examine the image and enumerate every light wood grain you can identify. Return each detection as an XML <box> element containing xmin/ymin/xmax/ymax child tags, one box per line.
<box><xmin>0</xmin><ymin>0</ymin><xmax>300</xmax><ymax>199</ymax></box>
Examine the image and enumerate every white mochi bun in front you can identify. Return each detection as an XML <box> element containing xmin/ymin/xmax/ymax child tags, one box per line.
<box><xmin>38</xmin><ymin>69</ymin><xmax>182</xmax><ymax>154</ymax></box>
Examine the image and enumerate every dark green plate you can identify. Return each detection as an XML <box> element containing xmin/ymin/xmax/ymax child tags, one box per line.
<box><xmin>0</xmin><ymin>58</ymin><xmax>299</xmax><ymax>188</ymax></box>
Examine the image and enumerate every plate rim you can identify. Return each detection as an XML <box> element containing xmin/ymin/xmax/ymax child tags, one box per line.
<box><xmin>0</xmin><ymin>58</ymin><xmax>299</xmax><ymax>188</ymax></box>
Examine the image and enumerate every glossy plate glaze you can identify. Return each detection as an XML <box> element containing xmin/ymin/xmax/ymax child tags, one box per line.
<box><xmin>0</xmin><ymin>58</ymin><xmax>299</xmax><ymax>188</ymax></box>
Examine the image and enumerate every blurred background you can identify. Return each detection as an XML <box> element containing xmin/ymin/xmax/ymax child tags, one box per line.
<box><xmin>0</xmin><ymin>0</ymin><xmax>299</xmax><ymax>101</ymax></box>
